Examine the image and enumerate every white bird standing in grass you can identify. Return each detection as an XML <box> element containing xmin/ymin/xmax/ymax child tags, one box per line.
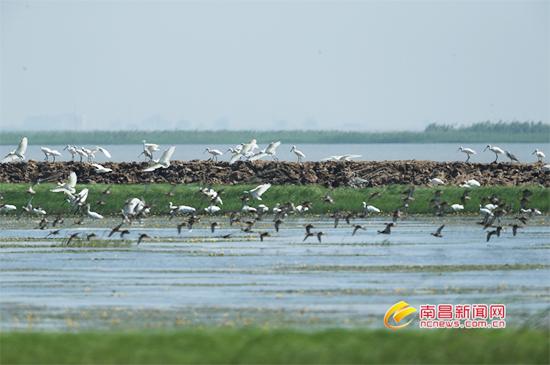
<box><xmin>244</xmin><ymin>183</ymin><xmax>271</xmax><ymax>200</ymax></box>
<box><xmin>241</xmin><ymin>204</ymin><xmax>257</xmax><ymax>213</ymax></box>
<box><xmin>40</xmin><ymin>147</ymin><xmax>62</xmax><ymax>162</ymax></box>
<box><xmin>142</xmin><ymin>146</ymin><xmax>176</xmax><ymax>172</ymax></box>
<box><xmin>91</xmin><ymin>163</ymin><xmax>113</xmax><ymax>173</ymax></box>
<box><xmin>169</xmin><ymin>202</ymin><xmax>196</xmax><ymax>215</ymax></box>
<box><xmin>532</xmin><ymin>149</ymin><xmax>545</xmax><ymax>162</ymax></box>
<box><xmin>2</xmin><ymin>137</ymin><xmax>28</xmax><ymax>163</ymax></box>
<box><xmin>204</xmin><ymin>205</ymin><xmax>221</xmax><ymax>214</ymax></box>
<box><xmin>459</xmin><ymin>179</ymin><xmax>481</xmax><ymax>188</ymax></box>
<box><xmin>85</xmin><ymin>204</ymin><xmax>104</xmax><ymax>220</ymax></box>
<box><xmin>205</xmin><ymin>148</ymin><xmax>223</xmax><ymax>161</ymax></box>
<box><xmin>429</xmin><ymin>178</ymin><xmax>446</xmax><ymax>186</ymax></box>
<box><xmin>0</xmin><ymin>204</ymin><xmax>17</xmax><ymax>213</ymax></box>
<box><xmin>450</xmin><ymin>204</ymin><xmax>464</xmax><ymax>212</ymax></box>
<box><xmin>290</xmin><ymin>145</ymin><xmax>306</xmax><ymax>163</ymax></box>
<box><xmin>457</xmin><ymin>146</ymin><xmax>476</xmax><ymax>162</ymax></box>
<box><xmin>362</xmin><ymin>202</ymin><xmax>381</xmax><ymax>214</ymax></box>
<box><xmin>484</xmin><ymin>145</ymin><xmax>505</xmax><ymax>163</ymax></box>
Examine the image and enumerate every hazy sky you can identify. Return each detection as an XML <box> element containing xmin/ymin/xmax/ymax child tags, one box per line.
<box><xmin>1</xmin><ymin>0</ymin><xmax>548</xmax><ymax>131</ymax></box>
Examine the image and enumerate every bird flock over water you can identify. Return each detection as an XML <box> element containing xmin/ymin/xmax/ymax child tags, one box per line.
<box><xmin>0</xmin><ymin>136</ymin><xmax>546</xmax><ymax>245</ymax></box>
<box><xmin>1</xmin><ymin>136</ymin><xmax>548</xmax><ymax>167</ymax></box>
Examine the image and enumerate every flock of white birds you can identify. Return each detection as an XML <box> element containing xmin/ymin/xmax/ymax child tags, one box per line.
<box><xmin>0</xmin><ymin>137</ymin><xmax>547</xmax><ymax>168</ymax></box>
<box><xmin>0</xmin><ymin>136</ymin><xmax>547</xmax><ymax>222</ymax></box>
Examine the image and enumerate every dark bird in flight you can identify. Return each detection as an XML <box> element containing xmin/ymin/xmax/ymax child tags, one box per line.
<box><xmin>352</xmin><ymin>225</ymin><xmax>366</xmax><ymax>236</ymax></box>
<box><xmin>46</xmin><ymin>229</ymin><xmax>61</xmax><ymax>238</ymax></box>
<box><xmin>510</xmin><ymin>224</ymin><xmax>522</xmax><ymax>237</ymax></box>
<box><xmin>274</xmin><ymin>218</ymin><xmax>283</xmax><ymax>232</ymax></box>
<box><xmin>486</xmin><ymin>226</ymin><xmax>502</xmax><ymax>242</ymax></box>
<box><xmin>377</xmin><ymin>223</ymin><xmax>394</xmax><ymax>234</ymax></box>
<box><xmin>66</xmin><ymin>232</ymin><xmax>79</xmax><ymax>245</ymax></box>
<box><xmin>430</xmin><ymin>224</ymin><xmax>445</xmax><ymax>238</ymax></box>
<box><xmin>211</xmin><ymin>222</ymin><xmax>219</xmax><ymax>233</ymax></box>
<box><xmin>108</xmin><ymin>222</ymin><xmax>124</xmax><ymax>237</ymax></box>
<box><xmin>137</xmin><ymin>233</ymin><xmax>150</xmax><ymax>245</ymax></box>
<box><xmin>259</xmin><ymin>232</ymin><xmax>270</xmax><ymax>242</ymax></box>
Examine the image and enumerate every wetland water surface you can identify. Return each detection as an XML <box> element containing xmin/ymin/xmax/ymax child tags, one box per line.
<box><xmin>1</xmin><ymin>216</ymin><xmax>549</xmax><ymax>331</ymax></box>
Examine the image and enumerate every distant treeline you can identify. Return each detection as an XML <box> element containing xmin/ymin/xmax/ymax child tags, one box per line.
<box><xmin>0</xmin><ymin>121</ymin><xmax>548</xmax><ymax>145</ymax></box>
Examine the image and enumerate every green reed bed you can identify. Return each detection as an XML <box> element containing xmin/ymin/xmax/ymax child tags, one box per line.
<box><xmin>0</xmin><ymin>183</ymin><xmax>548</xmax><ymax>216</ymax></box>
<box><xmin>1</xmin><ymin>328</ymin><xmax>548</xmax><ymax>364</ymax></box>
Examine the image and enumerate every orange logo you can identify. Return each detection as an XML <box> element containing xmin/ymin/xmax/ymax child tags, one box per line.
<box><xmin>384</xmin><ymin>301</ymin><xmax>417</xmax><ymax>330</ymax></box>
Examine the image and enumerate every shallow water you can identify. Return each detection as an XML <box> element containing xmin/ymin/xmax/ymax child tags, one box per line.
<box><xmin>1</xmin><ymin>143</ymin><xmax>548</xmax><ymax>163</ymax></box>
<box><xmin>1</xmin><ymin>216</ymin><xmax>549</xmax><ymax>331</ymax></box>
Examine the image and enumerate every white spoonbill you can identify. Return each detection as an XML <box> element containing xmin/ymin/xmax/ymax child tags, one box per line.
<box><xmin>241</xmin><ymin>204</ymin><xmax>257</xmax><ymax>213</ymax></box>
<box><xmin>457</xmin><ymin>146</ymin><xmax>476</xmax><ymax>162</ymax></box>
<box><xmin>429</xmin><ymin>178</ymin><xmax>446</xmax><ymax>186</ymax></box>
<box><xmin>93</xmin><ymin>146</ymin><xmax>112</xmax><ymax>159</ymax></box>
<box><xmin>248</xmin><ymin>141</ymin><xmax>282</xmax><ymax>162</ymax></box>
<box><xmin>2</xmin><ymin>137</ymin><xmax>28</xmax><ymax>163</ymax></box>
<box><xmin>67</xmin><ymin>188</ymin><xmax>89</xmax><ymax>208</ymax></box>
<box><xmin>0</xmin><ymin>204</ymin><xmax>17</xmax><ymax>213</ymax></box>
<box><xmin>204</xmin><ymin>205</ymin><xmax>221</xmax><ymax>214</ymax></box>
<box><xmin>532</xmin><ymin>149</ymin><xmax>545</xmax><ymax>162</ymax></box>
<box><xmin>40</xmin><ymin>147</ymin><xmax>62</xmax><ymax>162</ymax></box>
<box><xmin>459</xmin><ymin>179</ymin><xmax>481</xmax><ymax>188</ymax></box>
<box><xmin>142</xmin><ymin>146</ymin><xmax>176</xmax><ymax>172</ymax></box>
<box><xmin>505</xmin><ymin>150</ymin><xmax>520</xmax><ymax>163</ymax></box>
<box><xmin>85</xmin><ymin>204</ymin><xmax>104</xmax><ymax>220</ymax></box>
<box><xmin>200</xmin><ymin>187</ymin><xmax>223</xmax><ymax>205</ymax></box>
<box><xmin>91</xmin><ymin>163</ymin><xmax>112</xmax><ymax>173</ymax></box>
<box><xmin>140</xmin><ymin>140</ymin><xmax>160</xmax><ymax>160</ymax></box>
<box><xmin>290</xmin><ymin>145</ymin><xmax>306</xmax><ymax>163</ymax></box>
<box><xmin>264</xmin><ymin>141</ymin><xmax>281</xmax><ymax>160</ymax></box>
<box><xmin>450</xmin><ymin>204</ymin><xmax>464</xmax><ymax>212</ymax></box>
<box><xmin>123</xmin><ymin>198</ymin><xmax>148</xmax><ymax>218</ymax></box>
<box><xmin>64</xmin><ymin>145</ymin><xmax>77</xmax><ymax>161</ymax></box>
<box><xmin>257</xmin><ymin>204</ymin><xmax>269</xmax><ymax>213</ymax></box>
<box><xmin>240</xmin><ymin>139</ymin><xmax>259</xmax><ymax>156</ymax></box>
<box><xmin>169</xmin><ymin>202</ymin><xmax>196</xmax><ymax>217</ymax></box>
<box><xmin>362</xmin><ymin>202</ymin><xmax>381</xmax><ymax>214</ymax></box>
<box><xmin>322</xmin><ymin>154</ymin><xmax>361</xmax><ymax>162</ymax></box>
<box><xmin>75</xmin><ymin>148</ymin><xmax>89</xmax><ymax>162</ymax></box>
<box><xmin>205</xmin><ymin>148</ymin><xmax>223</xmax><ymax>161</ymax></box>
<box><xmin>51</xmin><ymin>171</ymin><xmax>78</xmax><ymax>194</ymax></box>
<box><xmin>483</xmin><ymin>145</ymin><xmax>505</xmax><ymax>163</ymax></box>
<box><xmin>244</xmin><ymin>183</ymin><xmax>271</xmax><ymax>201</ymax></box>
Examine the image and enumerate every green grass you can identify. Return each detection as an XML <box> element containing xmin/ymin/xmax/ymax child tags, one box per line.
<box><xmin>1</xmin><ymin>183</ymin><xmax>548</xmax><ymax>216</ymax></box>
<box><xmin>1</xmin><ymin>121</ymin><xmax>549</xmax><ymax>145</ymax></box>
<box><xmin>1</xmin><ymin>328</ymin><xmax>548</xmax><ymax>364</ymax></box>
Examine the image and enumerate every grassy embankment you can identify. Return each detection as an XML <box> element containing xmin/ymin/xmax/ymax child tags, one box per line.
<box><xmin>1</xmin><ymin>328</ymin><xmax>548</xmax><ymax>364</ymax></box>
<box><xmin>1</xmin><ymin>183</ymin><xmax>548</xmax><ymax>216</ymax></box>
<box><xmin>1</xmin><ymin>122</ymin><xmax>549</xmax><ymax>144</ymax></box>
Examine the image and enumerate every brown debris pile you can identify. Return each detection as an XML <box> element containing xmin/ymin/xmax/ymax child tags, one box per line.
<box><xmin>0</xmin><ymin>160</ymin><xmax>548</xmax><ymax>187</ymax></box>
